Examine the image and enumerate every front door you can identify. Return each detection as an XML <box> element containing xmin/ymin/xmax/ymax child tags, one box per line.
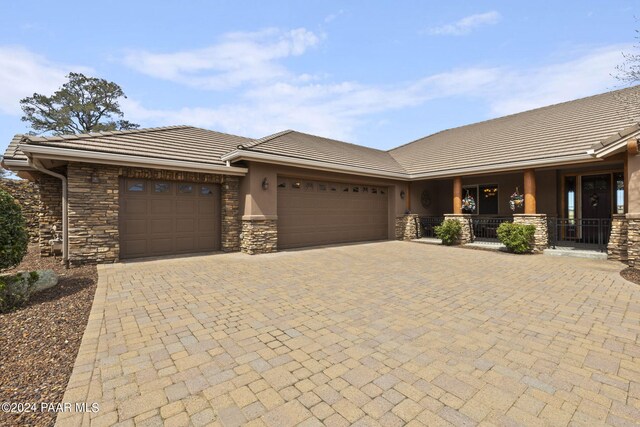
<box><xmin>581</xmin><ymin>174</ymin><xmax>611</xmax><ymax>243</ymax></box>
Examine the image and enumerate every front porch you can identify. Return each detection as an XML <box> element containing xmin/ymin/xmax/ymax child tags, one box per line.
<box><xmin>407</xmin><ymin>156</ymin><xmax>632</xmax><ymax>259</ymax></box>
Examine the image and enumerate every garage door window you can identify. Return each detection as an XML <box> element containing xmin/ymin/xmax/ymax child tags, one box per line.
<box><xmin>154</xmin><ymin>182</ymin><xmax>171</xmax><ymax>193</ymax></box>
<box><xmin>201</xmin><ymin>185</ymin><xmax>214</xmax><ymax>195</ymax></box>
<box><xmin>304</xmin><ymin>182</ymin><xmax>314</xmax><ymax>191</ymax></box>
<box><xmin>292</xmin><ymin>181</ymin><xmax>301</xmax><ymax>189</ymax></box>
<box><xmin>318</xmin><ymin>183</ymin><xmax>327</xmax><ymax>192</ymax></box>
<box><xmin>178</xmin><ymin>184</ymin><xmax>193</xmax><ymax>194</ymax></box>
<box><xmin>127</xmin><ymin>181</ymin><xmax>145</xmax><ymax>192</ymax></box>
<box><xmin>278</xmin><ymin>180</ymin><xmax>287</xmax><ymax>189</ymax></box>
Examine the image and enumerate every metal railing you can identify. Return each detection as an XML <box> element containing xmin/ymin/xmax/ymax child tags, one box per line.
<box><xmin>419</xmin><ymin>216</ymin><xmax>444</xmax><ymax>238</ymax></box>
<box><xmin>471</xmin><ymin>217</ymin><xmax>513</xmax><ymax>242</ymax></box>
<box><xmin>548</xmin><ymin>218</ymin><xmax>611</xmax><ymax>252</ymax></box>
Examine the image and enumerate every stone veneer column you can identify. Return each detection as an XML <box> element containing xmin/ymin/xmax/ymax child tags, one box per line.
<box><xmin>395</xmin><ymin>214</ymin><xmax>422</xmax><ymax>240</ymax></box>
<box><xmin>512</xmin><ymin>214</ymin><xmax>548</xmax><ymax>252</ymax></box>
<box><xmin>443</xmin><ymin>214</ymin><xmax>474</xmax><ymax>244</ymax></box>
<box><xmin>67</xmin><ymin>163</ymin><xmax>119</xmax><ymax>265</ymax></box>
<box><xmin>0</xmin><ymin>178</ymin><xmax>41</xmax><ymax>243</ymax></box>
<box><xmin>626</xmin><ymin>214</ymin><xmax>640</xmax><ymax>267</ymax></box>
<box><xmin>34</xmin><ymin>172</ymin><xmax>63</xmax><ymax>256</ymax></box>
<box><xmin>241</xmin><ymin>218</ymin><xmax>277</xmax><ymax>254</ymax></box>
<box><xmin>607</xmin><ymin>214</ymin><xmax>628</xmax><ymax>262</ymax></box>
<box><xmin>221</xmin><ymin>176</ymin><xmax>241</xmax><ymax>252</ymax></box>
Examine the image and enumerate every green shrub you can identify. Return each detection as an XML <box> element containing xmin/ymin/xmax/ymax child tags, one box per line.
<box><xmin>434</xmin><ymin>219</ymin><xmax>462</xmax><ymax>245</ymax></box>
<box><xmin>497</xmin><ymin>222</ymin><xmax>536</xmax><ymax>254</ymax></box>
<box><xmin>0</xmin><ymin>189</ymin><xmax>28</xmax><ymax>271</ymax></box>
<box><xmin>0</xmin><ymin>271</ymin><xmax>39</xmax><ymax>313</ymax></box>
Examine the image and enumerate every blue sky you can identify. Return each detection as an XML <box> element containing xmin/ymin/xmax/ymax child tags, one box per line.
<box><xmin>0</xmin><ymin>1</ymin><xmax>638</xmax><ymax>157</ymax></box>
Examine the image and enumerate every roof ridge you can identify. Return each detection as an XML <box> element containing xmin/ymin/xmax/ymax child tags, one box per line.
<box><xmin>24</xmin><ymin>125</ymin><xmax>192</xmax><ymax>143</ymax></box>
<box><xmin>240</xmin><ymin>130</ymin><xmax>294</xmax><ymax>149</ymax></box>
<box><xmin>389</xmin><ymin>84</ymin><xmax>640</xmax><ymax>153</ymax></box>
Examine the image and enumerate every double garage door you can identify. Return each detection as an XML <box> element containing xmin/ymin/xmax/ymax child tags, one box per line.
<box><xmin>277</xmin><ymin>177</ymin><xmax>389</xmax><ymax>249</ymax></box>
<box><xmin>119</xmin><ymin>178</ymin><xmax>221</xmax><ymax>259</ymax></box>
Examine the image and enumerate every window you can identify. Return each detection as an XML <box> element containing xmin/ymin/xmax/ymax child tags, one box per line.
<box><xmin>342</xmin><ymin>185</ymin><xmax>349</xmax><ymax>192</ymax></box>
<box><xmin>200</xmin><ymin>185</ymin><xmax>214</xmax><ymax>195</ymax></box>
<box><xmin>479</xmin><ymin>185</ymin><xmax>498</xmax><ymax>215</ymax></box>
<box><xmin>318</xmin><ymin>183</ymin><xmax>327</xmax><ymax>192</ymax></box>
<box><xmin>304</xmin><ymin>182</ymin><xmax>315</xmax><ymax>191</ymax></box>
<box><xmin>127</xmin><ymin>181</ymin><xmax>145</xmax><ymax>192</ymax></box>
<box><xmin>329</xmin><ymin>184</ymin><xmax>338</xmax><ymax>192</ymax></box>
<box><xmin>277</xmin><ymin>180</ymin><xmax>287</xmax><ymax>189</ymax></box>
<box><xmin>291</xmin><ymin>181</ymin><xmax>301</xmax><ymax>189</ymax></box>
<box><xmin>178</xmin><ymin>184</ymin><xmax>193</xmax><ymax>194</ymax></box>
<box><xmin>352</xmin><ymin>186</ymin><xmax>359</xmax><ymax>193</ymax></box>
<box><xmin>371</xmin><ymin>187</ymin><xmax>378</xmax><ymax>194</ymax></box>
<box><xmin>380</xmin><ymin>188</ymin><xmax>386</xmax><ymax>195</ymax></box>
<box><xmin>362</xmin><ymin>186</ymin><xmax>369</xmax><ymax>193</ymax></box>
<box><xmin>615</xmin><ymin>172</ymin><xmax>624</xmax><ymax>214</ymax></box>
<box><xmin>565</xmin><ymin>176</ymin><xmax>576</xmax><ymax>222</ymax></box>
<box><xmin>154</xmin><ymin>182</ymin><xmax>170</xmax><ymax>193</ymax></box>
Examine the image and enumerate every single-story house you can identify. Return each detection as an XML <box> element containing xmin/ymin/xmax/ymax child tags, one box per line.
<box><xmin>3</xmin><ymin>86</ymin><xmax>640</xmax><ymax>265</ymax></box>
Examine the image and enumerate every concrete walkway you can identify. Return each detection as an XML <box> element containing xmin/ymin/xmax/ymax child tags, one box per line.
<box><xmin>58</xmin><ymin>241</ymin><xmax>640</xmax><ymax>426</ymax></box>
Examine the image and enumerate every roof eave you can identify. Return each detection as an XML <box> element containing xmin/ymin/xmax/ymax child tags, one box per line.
<box><xmin>20</xmin><ymin>145</ymin><xmax>248</xmax><ymax>176</ymax></box>
<box><xmin>590</xmin><ymin>129</ymin><xmax>640</xmax><ymax>159</ymax></box>
<box><xmin>222</xmin><ymin>149</ymin><xmax>410</xmax><ymax>180</ymax></box>
<box><xmin>1</xmin><ymin>158</ymin><xmax>33</xmax><ymax>171</ymax></box>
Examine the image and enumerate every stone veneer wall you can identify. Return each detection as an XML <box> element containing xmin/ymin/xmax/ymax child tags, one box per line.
<box><xmin>443</xmin><ymin>214</ymin><xmax>474</xmax><ymax>244</ymax></box>
<box><xmin>67</xmin><ymin>163</ymin><xmax>120</xmax><ymax>265</ymax></box>
<box><xmin>35</xmin><ymin>172</ymin><xmax>63</xmax><ymax>256</ymax></box>
<box><xmin>0</xmin><ymin>178</ymin><xmax>41</xmax><ymax>242</ymax></box>
<box><xmin>241</xmin><ymin>219</ymin><xmax>277</xmax><ymax>254</ymax></box>
<box><xmin>395</xmin><ymin>214</ymin><xmax>422</xmax><ymax>240</ymax></box>
<box><xmin>221</xmin><ymin>176</ymin><xmax>240</xmax><ymax>252</ymax></box>
<box><xmin>512</xmin><ymin>214</ymin><xmax>548</xmax><ymax>252</ymax></box>
<box><xmin>627</xmin><ymin>216</ymin><xmax>640</xmax><ymax>267</ymax></box>
<box><xmin>608</xmin><ymin>214</ymin><xmax>628</xmax><ymax>262</ymax></box>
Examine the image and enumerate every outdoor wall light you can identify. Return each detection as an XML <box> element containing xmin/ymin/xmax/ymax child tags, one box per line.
<box><xmin>400</xmin><ymin>190</ymin><xmax>406</xmax><ymax>199</ymax></box>
<box><xmin>262</xmin><ymin>177</ymin><xmax>269</xmax><ymax>190</ymax></box>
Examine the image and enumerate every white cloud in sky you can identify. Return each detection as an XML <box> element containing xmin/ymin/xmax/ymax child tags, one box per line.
<box><xmin>122</xmin><ymin>28</ymin><xmax>320</xmax><ymax>90</ymax></box>
<box><xmin>426</xmin><ymin>11</ymin><xmax>501</xmax><ymax>36</ymax></box>
<box><xmin>0</xmin><ymin>46</ymin><xmax>91</xmax><ymax>115</ymax></box>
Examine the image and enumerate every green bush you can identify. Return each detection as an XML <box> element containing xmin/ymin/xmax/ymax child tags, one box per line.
<box><xmin>0</xmin><ymin>189</ymin><xmax>28</xmax><ymax>271</ymax></box>
<box><xmin>0</xmin><ymin>271</ymin><xmax>39</xmax><ymax>313</ymax></box>
<box><xmin>497</xmin><ymin>222</ymin><xmax>536</xmax><ymax>254</ymax></box>
<box><xmin>434</xmin><ymin>219</ymin><xmax>462</xmax><ymax>245</ymax></box>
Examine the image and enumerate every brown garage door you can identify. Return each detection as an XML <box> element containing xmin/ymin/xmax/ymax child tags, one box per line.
<box><xmin>119</xmin><ymin>178</ymin><xmax>221</xmax><ymax>259</ymax></box>
<box><xmin>277</xmin><ymin>177</ymin><xmax>389</xmax><ymax>249</ymax></box>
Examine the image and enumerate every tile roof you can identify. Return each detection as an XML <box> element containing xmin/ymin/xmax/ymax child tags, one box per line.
<box><xmin>388</xmin><ymin>85</ymin><xmax>640</xmax><ymax>176</ymax></box>
<box><xmin>238</xmin><ymin>130</ymin><xmax>406</xmax><ymax>174</ymax></box>
<box><xmin>6</xmin><ymin>126</ymin><xmax>252</xmax><ymax>166</ymax></box>
<box><xmin>3</xmin><ymin>134</ymin><xmax>28</xmax><ymax>161</ymax></box>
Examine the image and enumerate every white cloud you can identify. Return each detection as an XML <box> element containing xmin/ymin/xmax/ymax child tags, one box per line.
<box><xmin>426</xmin><ymin>11</ymin><xmax>501</xmax><ymax>36</ymax></box>
<box><xmin>0</xmin><ymin>46</ymin><xmax>91</xmax><ymax>115</ymax></box>
<box><xmin>122</xmin><ymin>28</ymin><xmax>320</xmax><ymax>90</ymax></box>
<box><xmin>122</xmin><ymin>43</ymin><xmax>627</xmax><ymax>145</ymax></box>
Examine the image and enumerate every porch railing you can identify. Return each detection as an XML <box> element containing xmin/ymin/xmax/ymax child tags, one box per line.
<box><xmin>419</xmin><ymin>216</ymin><xmax>444</xmax><ymax>238</ymax></box>
<box><xmin>548</xmin><ymin>218</ymin><xmax>611</xmax><ymax>252</ymax></box>
<box><xmin>471</xmin><ymin>217</ymin><xmax>513</xmax><ymax>242</ymax></box>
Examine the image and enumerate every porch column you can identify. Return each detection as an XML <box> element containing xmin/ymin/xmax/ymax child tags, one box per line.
<box><xmin>524</xmin><ymin>169</ymin><xmax>536</xmax><ymax>214</ymax></box>
<box><xmin>453</xmin><ymin>177</ymin><xmax>462</xmax><ymax>214</ymax></box>
<box><xmin>626</xmin><ymin>141</ymin><xmax>640</xmax><ymax>266</ymax></box>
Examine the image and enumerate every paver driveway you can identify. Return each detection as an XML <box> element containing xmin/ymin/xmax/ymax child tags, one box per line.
<box><xmin>58</xmin><ymin>241</ymin><xmax>640</xmax><ymax>426</ymax></box>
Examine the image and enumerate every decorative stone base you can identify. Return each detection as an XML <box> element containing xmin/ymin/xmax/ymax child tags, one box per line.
<box><xmin>513</xmin><ymin>214</ymin><xmax>548</xmax><ymax>252</ymax></box>
<box><xmin>443</xmin><ymin>214</ymin><xmax>474</xmax><ymax>244</ymax></box>
<box><xmin>627</xmin><ymin>215</ymin><xmax>640</xmax><ymax>267</ymax></box>
<box><xmin>608</xmin><ymin>214</ymin><xmax>628</xmax><ymax>262</ymax></box>
<box><xmin>241</xmin><ymin>219</ymin><xmax>277</xmax><ymax>255</ymax></box>
<box><xmin>395</xmin><ymin>214</ymin><xmax>422</xmax><ymax>240</ymax></box>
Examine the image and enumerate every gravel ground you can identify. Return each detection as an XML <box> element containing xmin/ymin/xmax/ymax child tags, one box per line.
<box><xmin>0</xmin><ymin>246</ymin><xmax>97</xmax><ymax>427</ymax></box>
<box><xmin>621</xmin><ymin>267</ymin><xmax>640</xmax><ymax>286</ymax></box>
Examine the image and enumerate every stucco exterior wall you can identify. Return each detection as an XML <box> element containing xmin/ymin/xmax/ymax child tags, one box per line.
<box><xmin>628</xmin><ymin>153</ymin><xmax>640</xmax><ymax>214</ymax></box>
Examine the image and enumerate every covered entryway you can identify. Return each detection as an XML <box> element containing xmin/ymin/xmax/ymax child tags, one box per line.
<box><xmin>119</xmin><ymin>178</ymin><xmax>221</xmax><ymax>259</ymax></box>
<box><xmin>277</xmin><ymin>177</ymin><xmax>389</xmax><ymax>249</ymax></box>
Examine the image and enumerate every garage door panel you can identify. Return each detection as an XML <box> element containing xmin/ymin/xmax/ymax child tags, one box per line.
<box><xmin>120</xmin><ymin>179</ymin><xmax>221</xmax><ymax>259</ymax></box>
<box><xmin>278</xmin><ymin>178</ymin><xmax>388</xmax><ymax>249</ymax></box>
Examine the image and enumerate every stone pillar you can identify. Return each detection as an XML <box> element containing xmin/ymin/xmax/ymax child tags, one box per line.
<box><xmin>627</xmin><ymin>214</ymin><xmax>640</xmax><ymax>267</ymax></box>
<box><xmin>443</xmin><ymin>214</ymin><xmax>474</xmax><ymax>244</ymax></box>
<box><xmin>0</xmin><ymin>178</ymin><xmax>41</xmax><ymax>243</ymax></box>
<box><xmin>524</xmin><ymin>169</ymin><xmax>536</xmax><ymax>214</ymax></box>
<box><xmin>67</xmin><ymin>163</ymin><xmax>119</xmax><ymax>265</ymax></box>
<box><xmin>607</xmin><ymin>214</ymin><xmax>628</xmax><ymax>262</ymax></box>
<box><xmin>395</xmin><ymin>214</ymin><xmax>422</xmax><ymax>240</ymax></box>
<box><xmin>221</xmin><ymin>176</ymin><xmax>241</xmax><ymax>252</ymax></box>
<box><xmin>34</xmin><ymin>172</ymin><xmax>63</xmax><ymax>257</ymax></box>
<box><xmin>453</xmin><ymin>177</ymin><xmax>462</xmax><ymax>214</ymax></box>
<box><xmin>241</xmin><ymin>218</ymin><xmax>277</xmax><ymax>254</ymax></box>
<box><xmin>513</xmin><ymin>214</ymin><xmax>548</xmax><ymax>252</ymax></box>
